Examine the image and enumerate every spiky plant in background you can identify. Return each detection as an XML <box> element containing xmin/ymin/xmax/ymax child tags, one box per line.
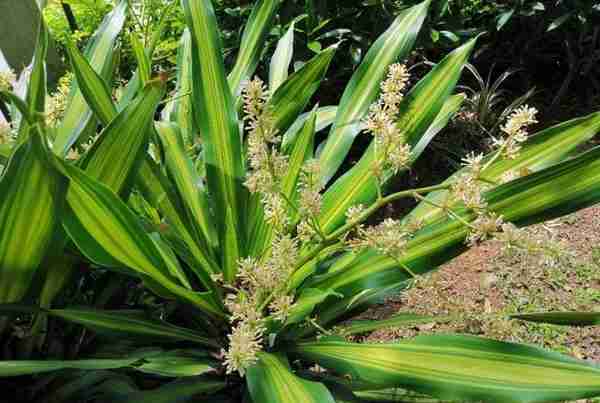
<box><xmin>1</xmin><ymin>1</ymin><xmax>600</xmax><ymax>402</ymax></box>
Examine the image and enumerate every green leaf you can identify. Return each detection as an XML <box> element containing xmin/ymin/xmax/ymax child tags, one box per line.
<box><xmin>228</xmin><ymin>0</ymin><xmax>281</xmax><ymax>95</ymax></box>
<box><xmin>295</xmin><ymin>335</ymin><xmax>600</xmax><ymax>403</ymax></box>
<box><xmin>157</xmin><ymin>122</ymin><xmax>218</xmax><ymax>249</ymax></box>
<box><xmin>247</xmin><ymin>353</ymin><xmax>335</xmax><ymax>403</ymax></box>
<box><xmin>547</xmin><ymin>13</ymin><xmax>572</xmax><ymax>32</ymax></box>
<box><xmin>111</xmin><ymin>377</ymin><xmax>226</xmax><ymax>403</ymax></box>
<box><xmin>54</xmin><ymin>1</ymin><xmax>128</xmax><ymax>156</ymax></box>
<box><xmin>406</xmin><ymin>111</ymin><xmax>600</xmax><ymax>226</ymax></box>
<box><xmin>270</xmin><ymin>22</ymin><xmax>295</xmax><ymax>93</ymax></box>
<box><xmin>65</xmin><ymin>41</ymin><xmax>116</xmax><ymax>127</ymax></box>
<box><xmin>136</xmin><ymin>350</ymin><xmax>215</xmax><ymax>377</ymax></box>
<box><xmin>281</xmin><ymin>105</ymin><xmax>338</xmax><ymax>153</ymax></box>
<box><xmin>282</xmin><ymin>107</ymin><xmax>317</xmax><ymax>200</ymax></box>
<box><xmin>80</xmin><ymin>79</ymin><xmax>165</xmax><ymax>194</ymax></box>
<box><xmin>317</xmin><ymin>1</ymin><xmax>429</xmax><ymax>184</ymax></box>
<box><xmin>150</xmin><ymin>233</ymin><xmax>193</xmax><ymax>291</ymax></box>
<box><xmin>0</xmin><ymin>358</ymin><xmax>138</xmax><ymax>377</ymax></box>
<box><xmin>488</xmin><ymin>145</ymin><xmax>600</xmax><ymax>226</ymax></box>
<box><xmin>135</xmin><ymin>157</ymin><xmax>220</xmax><ymax>289</ymax></box>
<box><xmin>182</xmin><ymin>0</ymin><xmax>246</xmax><ymax>279</ymax></box>
<box><xmin>511</xmin><ymin>312</ymin><xmax>600</xmax><ymax>327</ymax></box>
<box><xmin>0</xmin><ymin>350</ymin><xmax>215</xmax><ymax>379</ymax></box>
<box><xmin>25</xmin><ymin>18</ymin><xmax>48</xmax><ymax>118</ymax></box>
<box><xmin>284</xmin><ymin>288</ymin><xmax>341</xmax><ymax>327</ymax></box>
<box><xmin>0</xmin><ymin>129</ymin><xmax>66</xmax><ymax>303</ymax></box>
<box><xmin>130</xmin><ymin>34</ymin><xmax>151</xmax><ymax>85</ymax></box>
<box><xmin>269</xmin><ymin>45</ymin><xmax>336</xmax><ymax>133</ymax></box>
<box><xmin>61</xmin><ymin>163</ymin><xmax>224</xmax><ymax>318</ymax></box>
<box><xmin>0</xmin><ymin>91</ymin><xmax>33</xmax><ymax>125</ymax></box>
<box><xmin>162</xmin><ymin>29</ymin><xmax>197</xmax><ymax>148</ymax></box>
<box><xmin>45</xmin><ymin>308</ymin><xmax>219</xmax><ymax>348</ymax></box>
<box><xmin>0</xmin><ymin>144</ymin><xmax>11</xmax><ymax>162</ymax></box>
<box><xmin>294</xmin><ymin>281</ymin><xmax>407</xmax><ymax>339</ymax></box>
<box><xmin>496</xmin><ymin>9</ymin><xmax>515</xmax><ymax>30</ymax></box>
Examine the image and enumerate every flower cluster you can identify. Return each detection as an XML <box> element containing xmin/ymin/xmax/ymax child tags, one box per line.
<box><xmin>345</xmin><ymin>204</ymin><xmax>366</xmax><ymax>224</ymax></box>
<box><xmin>222</xmin><ymin>235</ymin><xmax>299</xmax><ymax>375</ymax></box>
<box><xmin>364</xmin><ymin>64</ymin><xmax>412</xmax><ymax>180</ymax></box>
<box><xmin>46</xmin><ymin>73</ymin><xmax>72</xmax><ymax>128</ymax></box>
<box><xmin>0</xmin><ymin>122</ymin><xmax>14</xmax><ymax>145</ymax></box>
<box><xmin>242</xmin><ymin>77</ymin><xmax>291</xmax><ymax>233</ymax></box>
<box><xmin>348</xmin><ymin>217</ymin><xmax>422</xmax><ymax>259</ymax></box>
<box><xmin>223</xmin><ymin>83</ymin><xmax>314</xmax><ymax>375</ymax></box>
<box><xmin>492</xmin><ymin>105</ymin><xmax>538</xmax><ymax>159</ymax></box>
<box><xmin>451</xmin><ymin>172</ymin><xmax>487</xmax><ymax>211</ymax></box>
<box><xmin>222</xmin><ymin>321</ymin><xmax>263</xmax><ymax>376</ymax></box>
<box><xmin>0</xmin><ymin>69</ymin><xmax>16</xmax><ymax>92</ymax></box>
<box><xmin>466</xmin><ymin>213</ymin><xmax>504</xmax><ymax>246</ymax></box>
<box><xmin>295</xmin><ymin>158</ymin><xmax>326</xmax><ymax>243</ymax></box>
<box><xmin>298</xmin><ymin>159</ymin><xmax>323</xmax><ymax>217</ymax></box>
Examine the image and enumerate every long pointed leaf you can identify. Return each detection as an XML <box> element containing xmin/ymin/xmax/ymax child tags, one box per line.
<box><xmin>0</xmin><ymin>358</ymin><xmax>139</xmax><ymax>377</ymax></box>
<box><xmin>269</xmin><ymin>22</ymin><xmax>295</xmax><ymax>93</ymax></box>
<box><xmin>268</xmin><ymin>46</ymin><xmax>336</xmax><ymax>134</ymax></box>
<box><xmin>65</xmin><ymin>42</ymin><xmax>117</xmax><ymax>126</ymax></box>
<box><xmin>80</xmin><ymin>79</ymin><xmax>165</xmax><ymax>194</ymax></box>
<box><xmin>136</xmin><ymin>157</ymin><xmax>220</xmax><ymax>288</ymax></box>
<box><xmin>228</xmin><ymin>0</ymin><xmax>281</xmax><ymax>95</ymax></box>
<box><xmin>295</xmin><ymin>335</ymin><xmax>600</xmax><ymax>403</ymax></box>
<box><xmin>0</xmin><ymin>130</ymin><xmax>66</xmax><ymax>302</ymax></box>
<box><xmin>182</xmin><ymin>0</ymin><xmax>246</xmax><ymax>280</ymax></box>
<box><xmin>162</xmin><ymin>29</ymin><xmax>197</xmax><ymax>148</ymax></box>
<box><xmin>511</xmin><ymin>312</ymin><xmax>600</xmax><ymax>327</ymax></box>
<box><xmin>157</xmin><ymin>122</ymin><xmax>218</xmax><ymax>249</ymax></box>
<box><xmin>407</xmin><ymin>110</ymin><xmax>600</xmax><ymax>226</ymax></box>
<box><xmin>281</xmin><ymin>105</ymin><xmax>338</xmax><ymax>152</ymax></box>
<box><xmin>61</xmin><ymin>163</ymin><xmax>225</xmax><ymax>317</ymax></box>
<box><xmin>247</xmin><ymin>353</ymin><xmax>335</xmax><ymax>403</ymax></box>
<box><xmin>317</xmin><ymin>1</ymin><xmax>429</xmax><ymax>184</ymax></box>
<box><xmin>46</xmin><ymin>308</ymin><xmax>219</xmax><ymax>348</ymax></box>
<box><xmin>54</xmin><ymin>1</ymin><xmax>128</xmax><ymax>156</ymax></box>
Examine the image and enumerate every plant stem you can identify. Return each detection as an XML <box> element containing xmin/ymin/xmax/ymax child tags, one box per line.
<box><xmin>258</xmin><ymin>183</ymin><xmax>452</xmax><ymax>313</ymax></box>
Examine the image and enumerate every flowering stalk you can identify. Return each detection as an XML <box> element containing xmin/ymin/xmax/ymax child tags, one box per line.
<box><xmin>364</xmin><ymin>63</ymin><xmax>412</xmax><ymax>199</ymax></box>
<box><xmin>224</xmin><ymin>65</ymin><xmax>543</xmax><ymax>377</ymax></box>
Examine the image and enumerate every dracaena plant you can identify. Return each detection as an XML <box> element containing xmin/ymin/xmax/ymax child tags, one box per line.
<box><xmin>1</xmin><ymin>0</ymin><xmax>600</xmax><ymax>402</ymax></box>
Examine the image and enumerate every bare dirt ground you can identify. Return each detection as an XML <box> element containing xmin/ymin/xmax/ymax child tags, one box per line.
<box><xmin>356</xmin><ymin>206</ymin><xmax>600</xmax><ymax>363</ymax></box>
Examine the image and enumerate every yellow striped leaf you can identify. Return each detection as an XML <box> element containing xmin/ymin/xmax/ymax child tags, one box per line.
<box><xmin>295</xmin><ymin>335</ymin><xmax>600</xmax><ymax>403</ymax></box>
<box><xmin>407</xmin><ymin>110</ymin><xmax>600</xmax><ymax>226</ymax></box>
<box><xmin>54</xmin><ymin>1</ymin><xmax>128</xmax><ymax>156</ymax></box>
<box><xmin>0</xmin><ymin>130</ymin><xmax>66</xmax><ymax>303</ymax></box>
<box><xmin>317</xmin><ymin>1</ymin><xmax>429</xmax><ymax>184</ymax></box>
<box><xmin>269</xmin><ymin>21</ymin><xmax>295</xmax><ymax>93</ymax></box>
<box><xmin>246</xmin><ymin>353</ymin><xmax>335</xmax><ymax>403</ymax></box>
<box><xmin>182</xmin><ymin>0</ymin><xmax>246</xmax><ymax>280</ymax></box>
<box><xmin>269</xmin><ymin>46</ymin><xmax>336</xmax><ymax>133</ymax></box>
<box><xmin>228</xmin><ymin>0</ymin><xmax>281</xmax><ymax>95</ymax></box>
<box><xmin>46</xmin><ymin>308</ymin><xmax>219</xmax><ymax>348</ymax></box>
<box><xmin>61</xmin><ymin>163</ymin><xmax>225</xmax><ymax>318</ymax></box>
<box><xmin>157</xmin><ymin>122</ymin><xmax>218</xmax><ymax>249</ymax></box>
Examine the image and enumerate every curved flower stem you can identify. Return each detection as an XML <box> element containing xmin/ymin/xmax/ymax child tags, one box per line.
<box><xmin>258</xmin><ymin>183</ymin><xmax>453</xmax><ymax>313</ymax></box>
<box><xmin>323</xmin><ymin>183</ymin><xmax>453</xmax><ymax>245</ymax></box>
<box><xmin>412</xmin><ymin>193</ymin><xmax>476</xmax><ymax>230</ymax></box>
